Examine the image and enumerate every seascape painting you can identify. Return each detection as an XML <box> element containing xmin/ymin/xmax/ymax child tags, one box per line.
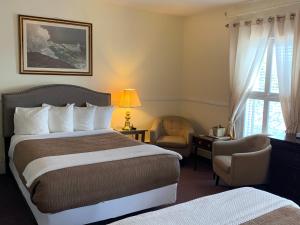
<box><xmin>19</xmin><ymin>15</ymin><xmax>92</xmax><ymax>76</ymax></box>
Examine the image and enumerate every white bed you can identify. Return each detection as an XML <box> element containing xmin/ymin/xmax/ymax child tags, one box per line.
<box><xmin>110</xmin><ymin>187</ymin><xmax>299</xmax><ymax>225</ymax></box>
<box><xmin>9</xmin><ymin>129</ymin><xmax>179</xmax><ymax>225</ymax></box>
<box><xmin>2</xmin><ymin>85</ymin><xmax>181</xmax><ymax>225</ymax></box>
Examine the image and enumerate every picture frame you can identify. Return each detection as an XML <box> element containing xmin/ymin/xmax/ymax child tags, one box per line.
<box><xmin>18</xmin><ymin>15</ymin><xmax>93</xmax><ymax>76</ymax></box>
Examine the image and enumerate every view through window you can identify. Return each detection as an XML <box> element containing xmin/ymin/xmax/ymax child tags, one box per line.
<box><xmin>243</xmin><ymin>38</ymin><xmax>290</xmax><ymax>137</ymax></box>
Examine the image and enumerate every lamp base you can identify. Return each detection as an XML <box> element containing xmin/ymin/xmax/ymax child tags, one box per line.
<box><xmin>122</xmin><ymin>111</ymin><xmax>131</xmax><ymax>131</ymax></box>
<box><xmin>122</xmin><ymin>124</ymin><xmax>131</xmax><ymax>131</ymax></box>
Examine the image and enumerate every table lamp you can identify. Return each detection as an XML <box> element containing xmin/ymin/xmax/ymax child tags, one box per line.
<box><xmin>119</xmin><ymin>89</ymin><xmax>141</xmax><ymax>130</ymax></box>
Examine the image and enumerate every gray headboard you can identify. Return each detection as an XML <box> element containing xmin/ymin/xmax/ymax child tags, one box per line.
<box><xmin>2</xmin><ymin>84</ymin><xmax>111</xmax><ymax>138</ymax></box>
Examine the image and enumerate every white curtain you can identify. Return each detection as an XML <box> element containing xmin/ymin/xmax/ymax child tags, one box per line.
<box><xmin>228</xmin><ymin>22</ymin><xmax>271</xmax><ymax>138</ymax></box>
<box><xmin>274</xmin><ymin>14</ymin><xmax>300</xmax><ymax>134</ymax></box>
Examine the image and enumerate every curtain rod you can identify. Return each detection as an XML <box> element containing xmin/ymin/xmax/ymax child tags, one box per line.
<box><xmin>225</xmin><ymin>13</ymin><xmax>296</xmax><ymax>28</ymax></box>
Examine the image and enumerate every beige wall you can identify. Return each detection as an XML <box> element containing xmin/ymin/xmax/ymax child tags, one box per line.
<box><xmin>180</xmin><ymin>0</ymin><xmax>300</xmax><ymax>134</ymax></box>
<box><xmin>0</xmin><ymin>0</ymin><xmax>183</xmax><ymax>173</ymax></box>
<box><xmin>2</xmin><ymin>0</ymin><xmax>287</xmax><ymax>173</ymax></box>
<box><xmin>180</xmin><ymin>7</ymin><xmax>230</xmax><ymax>133</ymax></box>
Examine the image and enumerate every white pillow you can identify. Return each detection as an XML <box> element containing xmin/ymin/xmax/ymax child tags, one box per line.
<box><xmin>42</xmin><ymin>104</ymin><xmax>74</xmax><ymax>133</ymax></box>
<box><xmin>74</xmin><ymin>106</ymin><xmax>95</xmax><ymax>131</ymax></box>
<box><xmin>86</xmin><ymin>103</ymin><xmax>114</xmax><ymax>129</ymax></box>
<box><xmin>14</xmin><ymin>106</ymin><xmax>49</xmax><ymax>135</ymax></box>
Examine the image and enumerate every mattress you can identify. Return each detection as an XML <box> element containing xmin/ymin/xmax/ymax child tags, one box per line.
<box><xmin>10</xmin><ymin>129</ymin><xmax>181</xmax><ymax>213</ymax></box>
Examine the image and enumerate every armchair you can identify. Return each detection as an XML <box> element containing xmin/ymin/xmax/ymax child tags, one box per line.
<box><xmin>150</xmin><ymin>116</ymin><xmax>194</xmax><ymax>157</ymax></box>
<box><xmin>212</xmin><ymin>134</ymin><xmax>271</xmax><ymax>187</ymax></box>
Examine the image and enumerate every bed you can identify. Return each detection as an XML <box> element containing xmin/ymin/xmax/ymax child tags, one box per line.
<box><xmin>2</xmin><ymin>84</ymin><xmax>181</xmax><ymax>225</ymax></box>
<box><xmin>110</xmin><ymin>187</ymin><xmax>300</xmax><ymax>225</ymax></box>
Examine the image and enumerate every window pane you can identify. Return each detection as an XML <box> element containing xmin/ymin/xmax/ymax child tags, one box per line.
<box><xmin>270</xmin><ymin>47</ymin><xmax>279</xmax><ymax>93</ymax></box>
<box><xmin>268</xmin><ymin>101</ymin><xmax>286</xmax><ymax>136</ymax></box>
<box><xmin>252</xmin><ymin>49</ymin><xmax>267</xmax><ymax>92</ymax></box>
<box><xmin>243</xmin><ymin>40</ymin><xmax>289</xmax><ymax>138</ymax></box>
<box><xmin>271</xmin><ymin>44</ymin><xmax>293</xmax><ymax>93</ymax></box>
<box><xmin>244</xmin><ymin>99</ymin><xmax>264</xmax><ymax>136</ymax></box>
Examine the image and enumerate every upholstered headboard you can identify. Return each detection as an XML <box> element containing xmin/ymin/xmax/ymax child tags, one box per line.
<box><xmin>1</xmin><ymin>84</ymin><xmax>111</xmax><ymax>172</ymax></box>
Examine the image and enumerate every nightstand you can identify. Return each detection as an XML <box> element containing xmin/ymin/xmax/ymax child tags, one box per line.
<box><xmin>116</xmin><ymin>129</ymin><xmax>147</xmax><ymax>142</ymax></box>
<box><xmin>193</xmin><ymin>135</ymin><xmax>231</xmax><ymax>171</ymax></box>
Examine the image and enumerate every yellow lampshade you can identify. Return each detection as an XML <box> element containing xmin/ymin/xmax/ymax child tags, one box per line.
<box><xmin>119</xmin><ymin>89</ymin><xmax>141</xmax><ymax>108</ymax></box>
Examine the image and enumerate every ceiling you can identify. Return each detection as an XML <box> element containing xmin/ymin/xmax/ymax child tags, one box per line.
<box><xmin>107</xmin><ymin>0</ymin><xmax>248</xmax><ymax>16</ymax></box>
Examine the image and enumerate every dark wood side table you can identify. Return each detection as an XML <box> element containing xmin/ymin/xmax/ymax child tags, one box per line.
<box><xmin>193</xmin><ymin>135</ymin><xmax>231</xmax><ymax>171</ymax></box>
<box><xmin>117</xmin><ymin>129</ymin><xmax>147</xmax><ymax>142</ymax></box>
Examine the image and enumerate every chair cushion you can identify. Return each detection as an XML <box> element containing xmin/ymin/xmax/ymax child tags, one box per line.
<box><xmin>214</xmin><ymin>155</ymin><xmax>232</xmax><ymax>174</ymax></box>
<box><xmin>156</xmin><ymin>135</ymin><xmax>187</xmax><ymax>148</ymax></box>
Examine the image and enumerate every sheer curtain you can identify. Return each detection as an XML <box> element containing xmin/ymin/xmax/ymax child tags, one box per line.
<box><xmin>228</xmin><ymin>22</ymin><xmax>271</xmax><ymax>138</ymax></box>
<box><xmin>274</xmin><ymin>15</ymin><xmax>300</xmax><ymax>134</ymax></box>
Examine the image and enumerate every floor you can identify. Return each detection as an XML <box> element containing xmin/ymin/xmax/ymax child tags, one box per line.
<box><xmin>0</xmin><ymin>158</ymin><xmax>229</xmax><ymax>225</ymax></box>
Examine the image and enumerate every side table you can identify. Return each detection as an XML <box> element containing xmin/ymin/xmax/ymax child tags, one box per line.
<box><xmin>193</xmin><ymin>135</ymin><xmax>231</xmax><ymax>171</ymax></box>
<box><xmin>116</xmin><ymin>129</ymin><xmax>147</xmax><ymax>142</ymax></box>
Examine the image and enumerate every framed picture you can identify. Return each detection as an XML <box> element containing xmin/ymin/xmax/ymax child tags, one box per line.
<box><xmin>19</xmin><ymin>15</ymin><xmax>92</xmax><ymax>76</ymax></box>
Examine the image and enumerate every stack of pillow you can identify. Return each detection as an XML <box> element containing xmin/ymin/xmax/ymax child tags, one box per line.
<box><xmin>13</xmin><ymin>103</ymin><xmax>114</xmax><ymax>135</ymax></box>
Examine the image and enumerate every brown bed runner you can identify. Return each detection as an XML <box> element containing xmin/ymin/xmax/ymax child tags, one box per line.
<box><xmin>14</xmin><ymin>132</ymin><xmax>142</xmax><ymax>176</ymax></box>
<box><xmin>241</xmin><ymin>206</ymin><xmax>300</xmax><ymax>225</ymax></box>
<box><xmin>13</xmin><ymin>132</ymin><xmax>180</xmax><ymax>213</ymax></box>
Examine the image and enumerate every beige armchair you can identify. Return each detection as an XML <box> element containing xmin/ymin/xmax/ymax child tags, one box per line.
<box><xmin>212</xmin><ymin>134</ymin><xmax>271</xmax><ymax>187</ymax></box>
<box><xmin>150</xmin><ymin>116</ymin><xmax>194</xmax><ymax>157</ymax></box>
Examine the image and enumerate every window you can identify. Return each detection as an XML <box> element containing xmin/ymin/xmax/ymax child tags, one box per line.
<box><xmin>243</xmin><ymin>39</ymin><xmax>287</xmax><ymax>137</ymax></box>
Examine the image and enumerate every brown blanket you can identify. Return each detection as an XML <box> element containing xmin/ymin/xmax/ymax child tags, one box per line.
<box><xmin>241</xmin><ymin>206</ymin><xmax>300</xmax><ymax>225</ymax></box>
<box><xmin>13</xmin><ymin>132</ymin><xmax>180</xmax><ymax>213</ymax></box>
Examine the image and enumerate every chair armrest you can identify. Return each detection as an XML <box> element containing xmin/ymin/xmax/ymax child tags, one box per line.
<box><xmin>212</xmin><ymin>136</ymin><xmax>263</xmax><ymax>157</ymax></box>
<box><xmin>182</xmin><ymin>125</ymin><xmax>194</xmax><ymax>146</ymax></box>
<box><xmin>150</xmin><ymin>118</ymin><xmax>163</xmax><ymax>144</ymax></box>
<box><xmin>231</xmin><ymin>145</ymin><xmax>272</xmax><ymax>184</ymax></box>
<box><xmin>212</xmin><ymin>139</ymin><xmax>244</xmax><ymax>157</ymax></box>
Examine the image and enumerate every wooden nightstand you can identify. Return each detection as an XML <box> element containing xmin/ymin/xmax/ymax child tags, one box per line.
<box><xmin>193</xmin><ymin>135</ymin><xmax>231</xmax><ymax>171</ymax></box>
<box><xmin>116</xmin><ymin>129</ymin><xmax>147</xmax><ymax>142</ymax></box>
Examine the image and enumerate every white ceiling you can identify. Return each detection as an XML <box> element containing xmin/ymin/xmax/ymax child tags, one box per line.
<box><xmin>107</xmin><ymin>0</ymin><xmax>248</xmax><ymax>16</ymax></box>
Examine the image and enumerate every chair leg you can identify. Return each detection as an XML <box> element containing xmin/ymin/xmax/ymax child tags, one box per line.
<box><xmin>213</xmin><ymin>172</ymin><xmax>216</xmax><ymax>179</ymax></box>
<box><xmin>215</xmin><ymin>176</ymin><xmax>220</xmax><ymax>186</ymax></box>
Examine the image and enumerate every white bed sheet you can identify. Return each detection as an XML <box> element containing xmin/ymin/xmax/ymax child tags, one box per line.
<box><xmin>110</xmin><ymin>187</ymin><xmax>299</xmax><ymax>225</ymax></box>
